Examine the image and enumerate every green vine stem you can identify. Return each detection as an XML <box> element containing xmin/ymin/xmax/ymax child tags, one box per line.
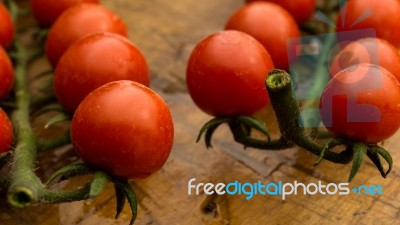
<box><xmin>6</xmin><ymin>36</ymin><xmax>103</xmax><ymax>208</ymax></box>
<box><xmin>199</xmin><ymin>69</ymin><xmax>353</xmax><ymax>164</ymax></box>
<box><xmin>4</xmin><ymin>2</ymin><xmax>91</xmax><ymax>207</ymax></box>
<box><xmin>8</xmin><ymin>41</ymin><xmax>42</xmax><ymax>207</ymax></box>
<box><xmin>264</xmin><ymin>69</ymin><xmax>352</xmax><ymax>164</ymax></box>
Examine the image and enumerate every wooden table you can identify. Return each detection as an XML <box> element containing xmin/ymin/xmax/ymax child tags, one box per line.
<box><xmin>1</xmin><ymin>0</ymin><xmax>400</xmax><ymax>224</ymax></box>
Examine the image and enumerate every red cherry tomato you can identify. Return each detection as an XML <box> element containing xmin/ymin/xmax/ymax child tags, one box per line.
<box><xmin>186</xmin><ymin>30</ymin><xmax>274</xmax><ymax>117</ymax></box>
<box><xmin>320</xmin><ymin>64</ymin><xmax>400</xmax><ymax>143</ymax></box>
<box><xmin>0</xmin><ymin>3</ymin><xmax>14</xmax><ymax>48</ymax></box>
<box><xmin>246</xmin><ymin>0</ymin><xmax>316</xmax><ymax>24</ymax></box>
<box><xmin>336</xmin><ymin>0</ymin><xmax>400</xmax><ymax>48</ymax></box>
<box><xmin>0</xmin><ymin>47</ymin><xmax>14</xmax><ymax>99</ymax></box>
<box><xmin>31</xmin><ymin>0</ymin><xmax>100</xmax><ymax>27</ymax></box>
<box><xmin>45</xmin><ymin>3</ymin><xmax>128</xmax><ymax>67</ymax></box>
<box><xmin>54</xmin><ymin>32</ymin><xmax>149</xmax><ymax>113</ymax></box>
<box><xmin>226</xmin><ymin>2</ymin><xmax>300</xmax><ymax>69</ymax></box>
<box><xmin>330</xmin><ymin>38</ymin><xmax>400</xmax><ymax>82</ymax></box>
<box><xmin>0</xmin><ymin>108</ymin><xmax>13</xmax><ymax>153</ymax></box>
<box><xmin>71</xmin><ymin>80</ymin><xmax>174</xmax><ymax>179</ymax></box>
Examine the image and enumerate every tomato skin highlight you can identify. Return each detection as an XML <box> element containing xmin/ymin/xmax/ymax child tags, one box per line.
<box><xmin>186</xmin><ymin>30</ymin><xmax>274</xmax><ymax>117</ymax></box>
<box><xmin>0</xmin><ymin>47</ymin><xmax>14</xmax><ymax>100</ymax></box>
<box><xmin>0</xmin><ymin>108</ymin><xmax>13</xmax><ymax>154</ymax></box>
<box><xmin>31</xmin><ymin>0</ymin><xmax>100</xmax><ymax>27</ymax></box>
<box><xmin>330</xmin><ymin>38</ymin><xmax>400</xmax><ymax>82</ymax></box>
<box><xmin>0</xmin><ymin>3</ymin><xmax>14</xmax><ymax>49</ymax></box>
<box><xmin>245</xmin><ymin>0</ymin><xmax>316</xmax><ymax>24</ymax></box>
<box><xmin>54</xmin><ymin>32</ymin><xmax>149</xmax><ymax>113</ymax></box>
<box><xmin>226</xmin><ymin>2</ymin><xmax>300</xmax><ymax>70</ymax></box>
<box><xmin>336</xmin><ymin>0</ymin><xmax>400</xmax><ymax>48</ymax></box>
<box><xmin>45</xmin><ymin>3</ymin><xmax>128</xmax><ymax>67</ymax></box>
<box><xmin>320</xmin><ymin>64</ymin><xmax>400</xmax><ymax>143</ymax></box>
<box><xmin>71</xmin><ymin>81</ymin><xmax>174</xmax><ymax>179</ymax></box>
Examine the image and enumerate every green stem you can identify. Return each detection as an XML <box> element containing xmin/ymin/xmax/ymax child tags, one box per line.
<box><xmin>7</xmin><ymin>42</ymin><xmax>44</xmax><ymax>207</ymax></box>
<box><xmin>40</xmin><ymin>184</ymin><xmax>90</xmax><ymax>204</ymax></box>
<box><xmin>6</xmin><ymin>41</ymin><xmax>89</xmax><ymax>207</ymax></box>
<box><xmin>265</xmin><ymin>70</ymin><xmax>352</xmax><ymax>164</ymax></box>
<box><xmin>228</xmin><ymin>122</ymin><xmax>293</xmax><ymax>149</ymax></box>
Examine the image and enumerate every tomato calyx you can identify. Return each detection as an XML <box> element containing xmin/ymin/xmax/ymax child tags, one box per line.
<box><xmin>46</xmin><ymin>162</ymin><xmax>138</xmax><ymax>225</ymax></box>
<box><xmin>315</xmin><ymin>138</ymin><xmax>392</xmax><ymax>181</ymax></box>
<box><xmin>197</xmin><ymin>69</ymin><xmax>393</xmax><ymax>182</ymax></box>
<box><xmin>197</xmin><ymin>116</ymin><xmax>272</xmax><ymax>149</ymax></box>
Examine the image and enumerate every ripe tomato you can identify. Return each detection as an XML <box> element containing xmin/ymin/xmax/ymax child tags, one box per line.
<box><xmin>45</xmin><ymin>3</ymin><xmax>128</xmax><ymax>67</ymax></box>
<box><xmin>0</xmin><ymin>3</ymin><xmax>14</xmax><ymax>48</ymax></box>
<box><xmin>71</xmin><ymin>80</ymin><xmax>174</xmax><ymax>179</ymax></box>
<box><xmin>336</xmin><ymin>0</ymin><xmax>400</xmax><ymax>48</ymax></box>
<box><xmin>320</xmin><ymin>64</ymin><xmax>400</xmax><ymax>143</ymax></box>
<box><xmin>186</xmin><ymin>30</ymin><xmax>274</xmax><ymax>117</ymax></box>
<box><xmin>226</xmin><ymin>2</ymin><xmax>300</xmax><ymax>70</ymax></box>
<box><xmin>31</xmin><ymin>0</ymin><xmax>100</xmax><ymax>27</ymax></box>
<box><xmin>0</xmin><ymin>108</ymin><xmax>13</xmax><ymax>153</ymax></box>
<box><xmin>330</xmin><ymin>38</ymin><xmax>400</xmax><ymax>81</ymax></box>
<box><xmin>54</xmin><ymin>32</ymin><xmax>149</xmax><ymax>113</ymax></box>
<box><xmin>0</xmin><ymin>47</ymin><xmax>14</xmax><ymax>99</ymax></box>
<box><xmin>245</xmin><ymin>0</ymin><xmax>316</xmax><ymax>24</ymax></box>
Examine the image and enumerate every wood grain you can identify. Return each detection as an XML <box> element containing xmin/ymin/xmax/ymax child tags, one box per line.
<box><xmin>1</xmin><ymin>0</ymin><xmax>400</xmax><ymax>224</ymax></box>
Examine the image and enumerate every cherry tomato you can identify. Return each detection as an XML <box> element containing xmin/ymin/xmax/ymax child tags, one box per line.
<box><xmin>31</xmin><ymin>0</ymin><xmax>100</xmax><ymax>27</ymax></box>
<box><xmin>0</xmin><ymin>108</ymin><xmax>13</xmax><ymax>153</ymax></box>
<box><xmin>0</xmin><ymin>3</ymin><xmax>14</xmax><ymax>48</ymax></box>
<box><xmin>0</xmin><ymin>47</ymin><xmax>14</xmax><ymax>99</ymax></box>
<box><xmin>45</xmin><ymin>3</ymin><xmax>128</xmax><ymax>67</ymax></box>
<box><xmin>186</xmin><ymin>30</ymin><xmax>274</xmax><ymax>117</ymax></box>
<box><xmin>336</xmin><ymin>0</ymin><xmax>400</xmax><ymax>48</ymax></box>
<box><xmin>245</xmin><ymin>0</ymin><xmax>316</xmax><ymax>24</ymax></box>
<box><xmin>71</xmin><ymin>80</ymin><xmax>174</xmax><ymax>179</ymax></box>
<box><xmin>226</xmin><ymin>2</ymin><xmax>300</xmax><ymax>69</ymax></box>
<box><xmin>330</xmin><ymin>38</ymin><xmax>400</xmax><ymax>82</ymax></box>
<box><xmin>320</xmin><ymin>64</ymin><xmax>400</xmax><ymax>143</ymax></box>
<box><xmin>54</xmin><ymin>32</ymin><xmax>149</xmax><ymax>113</ymax></box>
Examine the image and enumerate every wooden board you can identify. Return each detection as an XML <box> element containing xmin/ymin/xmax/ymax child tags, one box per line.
<box><xmin>1</xmin><ymin>0</ymin><xmax>400</xmax><ymax>224</ymax></box>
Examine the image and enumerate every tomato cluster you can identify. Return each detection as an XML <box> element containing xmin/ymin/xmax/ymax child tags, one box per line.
<box><xmin>42</xmin><ymin>2</ymin><xmax>173</xmax><ymax>179</ymax></box>
<box><xmin>319</xmin><ymin>0</ymin><xmax>400</xmax><ymax>143</ymax></box>
<box><xmin>187</xmin><ymin>0</ymin><xmax>400</xmax><ymax>144</ymax></box>
<box><xmin>0</xmin><ymin>1</ymin><xmax>174</xmax><ymax>180</ymax></box>
<box><xmin>1</xmin><ymin>0</ymin><xmax>400</xmax><ymax>221</ymax></box>
<box><xmin>186</xmin><ymin>1</ymin><xmax>306</xmax><ymax>118</ymax></box>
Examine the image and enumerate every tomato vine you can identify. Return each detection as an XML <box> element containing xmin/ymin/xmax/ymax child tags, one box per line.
<box><xmin>0</xmin><ymin>1</ymin><xmax>152</xmax><ymax>224</ymax></box>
